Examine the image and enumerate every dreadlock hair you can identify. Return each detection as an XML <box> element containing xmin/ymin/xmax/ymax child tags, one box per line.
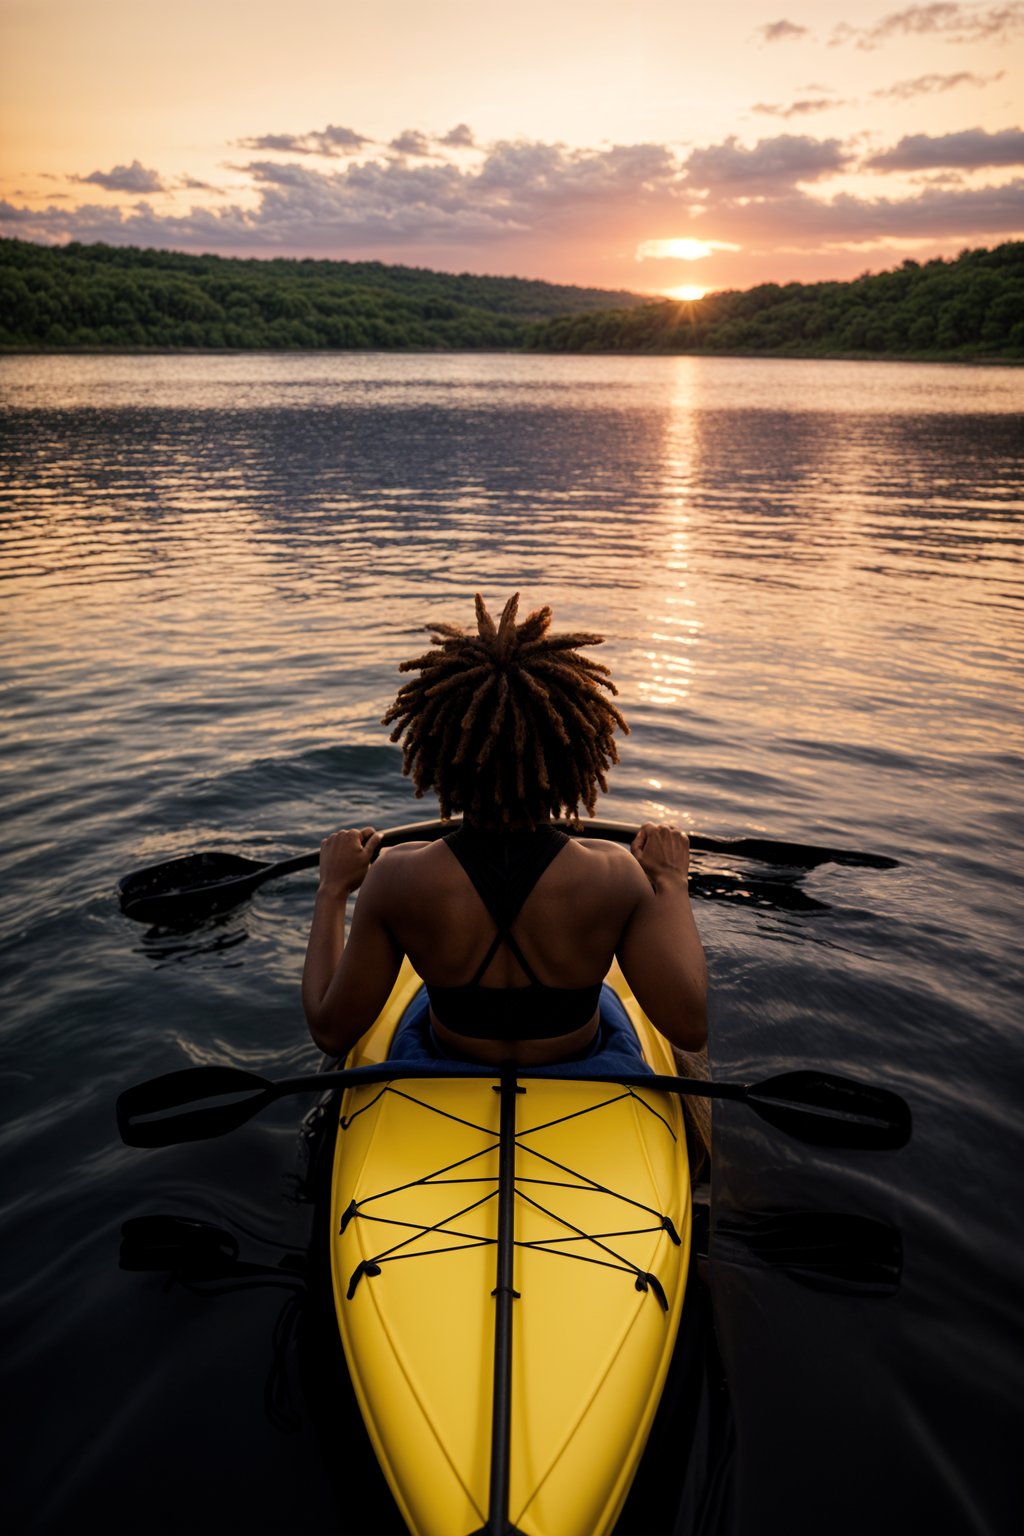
<box><xmin>381</xmin><ymin>593</ymin><xmax>630</xmax><ymax>827</ymax></box>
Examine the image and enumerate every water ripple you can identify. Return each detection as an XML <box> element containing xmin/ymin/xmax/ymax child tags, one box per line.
<box><xmin>1</xmin><ymin>352</ymin><xmax>1021</xmax><ymax>1535</ymax></box>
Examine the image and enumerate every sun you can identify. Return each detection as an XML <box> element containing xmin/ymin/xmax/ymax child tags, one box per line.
<box><xmin>664</xmin><ymin>285</ymin><xmax>707</xmax><ymax>302</ymax></box>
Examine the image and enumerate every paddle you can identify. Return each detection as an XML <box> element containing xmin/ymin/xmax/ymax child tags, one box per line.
<box><xmin>116</xmin><ymin>1061</ymin><xmax>911</xmax><ymax>1152</ymax></box>
<box><xmin>713</xmin><ymin>1209</ymin><xmax>902</xmax><ymax>1297</ymax></box>
<box><xmin>118</xmin><ymin>817</ymin><xmax>898</xmax><ymax>923</ymax></box>
<box><xmin>118</xmin><ymin>823</ymin><xmax>421</xmax><ymax>925</ymax></box>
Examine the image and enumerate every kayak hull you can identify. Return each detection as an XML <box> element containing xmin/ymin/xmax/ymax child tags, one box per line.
<box><xmin>329</xmin><ymin>958</ymin><xmax>691</xmax><ymax>1536</ymax></box>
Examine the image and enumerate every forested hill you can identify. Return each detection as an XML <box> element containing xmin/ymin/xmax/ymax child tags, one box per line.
<box><xmin>528</xmin><ymin>243</ymin><xmax>1024</xmax><ymax>362</ymax></box>
<box><xmin>0</xmin><ymin>237</ymin><xmax>1020</xmax><ymax>358</ymax></box>
<box><xmin>0</xmin><ymin>239</ymin><xmax>648</xmax><ymax>351</ymax></box>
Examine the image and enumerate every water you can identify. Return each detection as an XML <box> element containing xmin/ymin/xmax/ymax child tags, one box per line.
<box><xmin>1</xmin><ymin>353</ymin><xmax>1021</xmax><ymax>1535</ymax></box>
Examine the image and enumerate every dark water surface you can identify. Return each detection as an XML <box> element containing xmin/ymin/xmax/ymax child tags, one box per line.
<box><xmin>1</xmin><ymin>354</ymin><xmax>1021</xmax><ymax>1534</ymax></box>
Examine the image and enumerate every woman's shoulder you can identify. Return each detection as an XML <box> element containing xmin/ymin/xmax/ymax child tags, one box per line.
<box><xmin>559</xmin><ymin>835</ymin><xmax>648</xmax><ymax>894</ymax></box>
<box><xmin>354</xmin><ymin>840</ymin><xmax>454</xmax><ymax>922</ymax></box>
<box><xmin>371</xmin><ymin>837</ymin><xmax>458</xmax><ymax>885</ymax></box>
<box><xmin>375</xmin><ymin>839</ymin><xmax>448</xmax><ymax>868</ymax></box>
<box><xmin>567</xmin><ymin>835</ymin><xmax>640</xmax><ymax>866</ymax></box>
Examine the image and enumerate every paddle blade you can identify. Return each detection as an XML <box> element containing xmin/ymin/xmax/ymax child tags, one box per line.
<box><xmin>116</xmin><ymin>1064</ymin><xmax>274</xmax><ymax>1147</ymax></box>
<box><xmin>692</xmin><ymin>836</ymin><xmax>898</xmax><ymax>871</ymax></box>
<box><xmin>716</xmin><ymin>1209</ymin><xmax>902</xmax><ymax>1296</ymax></box>
<box><xmin>119</xmin><ymin>1215</ymin><xmax>240</xmax><ymax>1273</ymax></box>
<box><xmin>118</xmin><ymin>851</ymin><xmax>269</xmax><ymax>922</ymax></box>
<box><xmin>747</xmin><ymin>1070</ymin><xmax>912</xmax><ymax>1150</ymax></box>
<box><xmin>567</xmin><ymin>820</ymin><xmax>898</xmax><ymax>869</ymax></box>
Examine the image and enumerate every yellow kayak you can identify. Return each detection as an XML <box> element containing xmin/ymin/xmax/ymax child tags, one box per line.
<box><xmin>329</xmin><ymin>956</ymin><xmax>691</xmax><ymax>1536</ymax></box>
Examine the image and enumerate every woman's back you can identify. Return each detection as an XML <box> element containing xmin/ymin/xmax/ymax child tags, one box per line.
<box><xmin>379</xmin><ymin>830</ymin><xmax>637</xmax><ymax>993</ymax></box>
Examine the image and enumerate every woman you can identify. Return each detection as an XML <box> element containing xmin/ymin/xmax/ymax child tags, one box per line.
<box><xmin>302</xmin><ymin>593</ymin><xmax>707</xmax><ymax>1068</ymax></box>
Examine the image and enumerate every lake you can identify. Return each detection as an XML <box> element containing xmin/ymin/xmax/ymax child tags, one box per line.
<box><xmin>1</xmin><ymin>352</ymin><xmax>1021</xmax><ymax>1534</ymax></box>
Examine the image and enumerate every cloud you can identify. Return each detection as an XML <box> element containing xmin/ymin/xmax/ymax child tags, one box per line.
<box><xmin>235</xmin><ymin>124</ymin><xmax>371</xmax><ymax>157</ymax></box>
<box><xmin>5</xmin><ymin>132</ymin><xmax>1021</xmax><ymax>275</ymax></box>
<box><xmin>867</xmin><ymin>126</ymin><xmax>1024</xmax><ymax>170</ymax></box>
<box><xmin>873</xmin><ymin>70</ymin><xmax>1004</xmax><ymax>99</ymax></box>
<box><xmin>390</xmin><ymin>130</ymin><xmax>434</xmax><ymax>157</ymax></box>
<box><xmin>76</xmin><ymin>159</ymin><xmax>165</xmax><ymax>193</ymax></box>
<box><xmin>320</xmin><ymin>124</ymin><xmax>372</xmax><ymax>154</ymax></box>
<box><xmin>240</xmin><ymin>161</ymin><xmax>324</xmax><ymax>188</ymax></box>
<box><xmin>440</xmin><ymin>123</ymin><xmax>475</xmax><ymax>149</ymax></box>
<box><xmin>757</xmin><ymin>19</ymin><xmax>809</xmax><ymax>42</ymax></box>
<box><xmin>236</xmin><ymin>133</ymin><xmax>309</xmax><ymax>153</ymax></box>
<box><xmin>684</xmin><ymin>134</ymin><xmax>850</xmax><ymax>190</ymax></box>
<box><xmin>753</xmin><ymin>98</ymin><xmax>845</xmax><ymax>118</ymax></box>
<box><xmin>236</xmin><ymin>123</ymin><xmax>478</xmax><ymax>161</ymax></box>
<box><xmin>831</xmin><ymin>3</ymin><xmax>1024</xmax><ymax>49</ymax></box>
<box><xmin>1</xmin><ymin>140</ymin><xmax>690</xmax><ymax>255</ymax></box>
<box><xmin>474</xmin><ymin>139</ymin><xmax>678</xmax><ymax>204</ymax></box>
<box><xmin>702</xmin><ymin>178</ymin><xmax>1024</xmax><ymax>242</ymax></box>
<box><xmin>0</xmin><ymin>197</ymin><xmax>275</xmax><ymax>250</ymax></box>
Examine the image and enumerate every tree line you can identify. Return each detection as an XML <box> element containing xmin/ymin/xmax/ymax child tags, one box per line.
<box><xmin>528</xmin><ymin>243</ymin><xmax>1023</xmax><ymax>361</ymax></box>
<box><xmin>0</xmin><ymin>239</ymin><xmax>644</xmax><ymax>352</ymax></box>
<box><xmin>0</xmin><ymin>236</ymin><xmax>1020</xmax><ymax>359</ymax></box>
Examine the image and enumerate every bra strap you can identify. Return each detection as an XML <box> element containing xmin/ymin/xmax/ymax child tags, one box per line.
<box><xmin>467</xmin><ymin>927</ymin><xmax>543</xmax><ymax>988</ymax></box>
<box><xmin>447</xmin><ymin>825</ymin><xmax>567</xmax><ymax>987</ymax></box>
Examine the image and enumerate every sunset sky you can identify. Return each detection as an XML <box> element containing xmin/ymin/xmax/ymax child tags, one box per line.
<box><xmin>1</xmin><ymin>0</ymin><xmax>1022</xmax><ymax>296</ymax></box>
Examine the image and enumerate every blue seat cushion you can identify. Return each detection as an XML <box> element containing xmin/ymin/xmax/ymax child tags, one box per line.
<box><xmin>388</xmin><ymin>982</ymin><xmax>652</xmax><ymax>1079</ymax></box>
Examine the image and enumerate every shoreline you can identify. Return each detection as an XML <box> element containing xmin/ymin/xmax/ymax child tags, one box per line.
<box><xmin>0</xmin><ymin>345</ymin><xmax>1019</xmax><ymax>367</ymax></box>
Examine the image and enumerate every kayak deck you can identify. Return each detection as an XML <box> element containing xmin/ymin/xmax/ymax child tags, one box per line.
<box><xmin>330</xmin><ymin>960</ymin><xmax>691</xmax><ymax>1536</ymax></box>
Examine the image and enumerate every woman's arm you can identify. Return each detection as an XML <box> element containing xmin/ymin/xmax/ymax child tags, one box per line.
<box><xmin>301</xmin><ymin>827</ymin><xmax>404</xmax><ymax>1056</ymax></box>
<box><xmin>615</xmin><ymin>823</ymin><xmax>708</xmax><ymax>1052</ymax></box>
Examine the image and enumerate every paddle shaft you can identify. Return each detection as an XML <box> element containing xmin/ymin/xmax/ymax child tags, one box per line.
<box><xmin>268</xmin><ymin>818</ymin><xmax>900</xmax><ymax>874</ymax></box>
<box><xmin>119</xmin><ymin>816</ymin><xmax>899</xmax><ymax>924</ymax></box>
<box><xmin>290</xmin><ymin>1065</ymin><xmax>893</xmax><ymax>1123</ymax></box>
<box><xmin>117</xmin><ymin>1060</ymin><xmax>911</xmax><ymax>1150</ymax></box>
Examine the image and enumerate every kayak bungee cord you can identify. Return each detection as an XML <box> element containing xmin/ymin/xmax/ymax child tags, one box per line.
<box><xmin>339</xmin><ymin>1076</ymin><xmax>681</xmax><ymax>1308</ymax></box>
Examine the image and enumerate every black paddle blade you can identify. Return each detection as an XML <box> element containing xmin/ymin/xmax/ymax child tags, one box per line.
<box><xmin>119</xmin><ymin>1214</ymin><xmax>240</xmax><ymax>1273</ymax></box>
<box><xmin>577</xmin><ymin>822</ymin><xmax>898</xmax><ymax>870</ymax></box>
<box><xmin>118</xmin><ymin>851</ymin><xmax>269</xmax><ymax>922</ymax></box>
<box><xmin>116</xmin><ymin>1064</ymin><xmax>275</xmax><ymax>1147</ymax></box>
<box><xmin>715</xmin><ymin>1209</ymin><xmax>902</xmax><ymax>1296</ymax></box>
<box><xmin>693</xmin><ymin>837</ymin><xmax>898</xmax><ymax>871</ymax></box>
<box><xmin>747</xmin><ymin>1070</ymin><xmax>912</xmax><ymax>1150</ymax></box>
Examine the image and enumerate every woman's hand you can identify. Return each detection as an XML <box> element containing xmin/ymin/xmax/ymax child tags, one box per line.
<box><xmin>630</xmin><ymin>821</ymin><xmax>690</xmax><ymax>889</ymax></box>
<box><xmin>318</xmin><ymin>826</ymin><xmax>383</xmax><ymax>898</ymax></box>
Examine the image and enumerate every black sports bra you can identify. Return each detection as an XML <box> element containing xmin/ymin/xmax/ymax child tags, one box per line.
<box><xmin>425</xmin><ymin>823</ymin><xmax>603</xmax><ymax>1042</ymax></box>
